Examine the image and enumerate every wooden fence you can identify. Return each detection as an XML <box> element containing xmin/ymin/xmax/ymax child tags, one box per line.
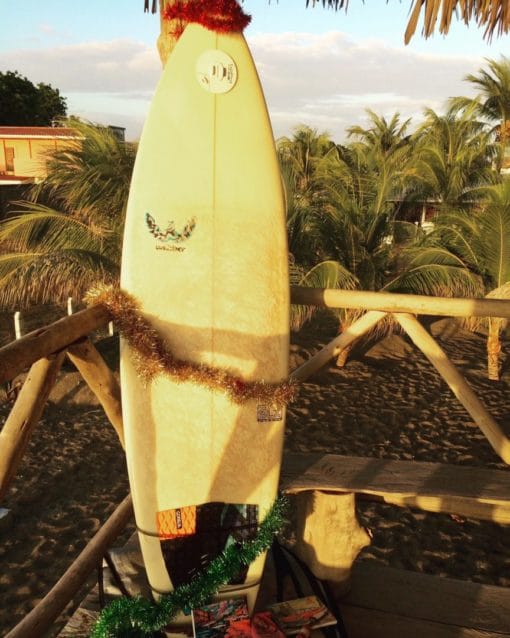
<box><xmin>1</xmin><ymin>286</ymin><xmax>510</xmax><ymax>637</ymax></box>
<box><xmin>0</xmin><ymin>297</ymin><xmax>114</xmax><ymax>350</ymax></box>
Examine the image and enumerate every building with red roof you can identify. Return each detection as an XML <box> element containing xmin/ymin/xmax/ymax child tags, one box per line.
<box><xmin>0</xmin><ymin>126</ymin><xmax>81</xmax><ymax>185</ymax></box>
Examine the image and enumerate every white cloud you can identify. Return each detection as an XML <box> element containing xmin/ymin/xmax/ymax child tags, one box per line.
<box><xmin>38</xmin><ymin>24</ymin><xmax>57</xmax><ymax>36</ymax></box>
<box><xmin>248</xmin><ymin>30</ymin><xmax>483</xmax><ymax>140</ymax></box>
<box><xmin>0</xmin><ymin>31</ymin><xmax>488</xmax><ymax>141</ymax></box>
<box><xmin>0</xmin><ymin>39</ymin><xmax>161</xmax><ymax>93</ymax></box>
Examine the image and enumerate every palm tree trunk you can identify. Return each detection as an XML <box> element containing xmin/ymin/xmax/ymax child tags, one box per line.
<box><xmin>500</xmin><ymin>120</ymin><xmax>510</xmax><ymax>175</ymax></box>
<box><xmin>336</xmin><ymin>343</ymin><xmax>352</xmax><ymax>368</ymax></box>
<box><xmin>158</xmin><ymin>0</ymin><xmax>189</xmax><ymax>66</ymax></box>
<box><xmin>487</xmin><ymin>319</ymin><xmax>502</xmax><ymax>381</ymax></box>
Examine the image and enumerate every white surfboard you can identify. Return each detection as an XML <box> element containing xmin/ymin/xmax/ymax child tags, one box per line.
<box><xmin>120</xmin><ymin>23</ymin><xmax>289</xmax><ymax>611</ymax></box>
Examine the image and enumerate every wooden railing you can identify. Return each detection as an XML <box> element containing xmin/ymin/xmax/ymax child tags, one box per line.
<box><xmin>1</xmin><ymin>287</ymin><xmax>510</xmax><ymax>637</ymax></box>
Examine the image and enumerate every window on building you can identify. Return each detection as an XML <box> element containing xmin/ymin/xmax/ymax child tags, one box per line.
<box><xmin>5</xmin><ymin>147</ymin><xmax>15</xmax><ymax>173</ymax></box>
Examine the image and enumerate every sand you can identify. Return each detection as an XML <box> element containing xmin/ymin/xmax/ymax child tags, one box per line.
<box><xmin>0</xmin><ymin>316</ymin><xmax>509</xmax><ymax>636</ymax></box>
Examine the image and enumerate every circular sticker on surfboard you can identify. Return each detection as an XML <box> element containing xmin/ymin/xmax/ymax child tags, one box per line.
<box><xmin>196</xmin><ymin>50</ymin><xmax>238</xmax><ymax>94</ymax></box>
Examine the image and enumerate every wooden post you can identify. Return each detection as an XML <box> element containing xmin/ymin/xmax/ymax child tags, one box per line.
<box><xmin>66</xmin><ymin>339</ymin><xmax>124</xmax><ymax>448</ymax></box>
<box><xmin>13</xmin><ymin>311</ymin><xmax>22</xmax><ymax>339</ymax></box>
<box><xmin>395</xmin><ymin>313</ymin><xmax>510</xmax><ymax>465</ymax></box>
<box><xmin>0</xmin><ymin>305</ymin><xmax>111</xmax><ymax>386</ymax></box>
<box><xmin>0</xmin><ymin>351</ymin><xmax>65</xmax><ymax>502</ymax></box>
<box><xmin>291</xmin><ymin>311</ymin><xmax>387</xmax><ymax>382</ymax></box>
<box><xmin>0</xmin><ymin>507</ymin><xmax>13</xmax><ymax>531</ymax></box>
<box><xmin>158</xmin><ymin>0</ymin><xmax>187</xmax><ymax>66</ymax></box>
<box><xmin>487</xmin><ymin>319</ymin><xmax>502</xmax><ymax>381</ymax></box>
<box><xmin>4</xmin><ymin>495</ymin><xmax>133</xmax><ymax>638</ymax></box>
<box><xmin>293</xmin><ymin>490</ymin><xmax>370</xmax><ymax>595</ymax></box>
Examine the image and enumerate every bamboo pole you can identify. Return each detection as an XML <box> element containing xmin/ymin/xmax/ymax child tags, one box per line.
<box><xmin>290</xmin><ymin>311</ymin><xmax>387</xmax><ymax>382</ymax></box>
<box><xmin>0</xmin><ymin>352</ymin><xmax>65</xmax><ymax>502</ymax></box>
<box><xmin>4</xmin><ymin>494</ymin><xmax>133</xmax><ymax>638</ymax></box>
<box><xmin>67</xmin><ymin>339</ymin><xmax>124</xmax><ymax>448</ymax></box>
<box><xmin>13</xmin><ymin>311</ymin><xmax>22</xmax><ymax>339</ymax></box>
<box><xmin>290</xmin><ymin>287</ymin><xmax>510</xmax><ymax>319</ymax></box>
<box><xmin>0</xmin><ymin>305</ymin><xmax>111</xmax><ymax>386</ymax></box>
<box><xmin>487</xmin><ymin>320</ymin><xmax>502</xmax><ymax>381</ymax></box>
<box><xmin>395</xmin><ymin>313</ymin><xmax>510</xmax><ymax>465</ymax></box>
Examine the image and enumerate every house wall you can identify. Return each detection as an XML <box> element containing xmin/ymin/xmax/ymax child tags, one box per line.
<box><xmin>0</xmin><ymin>137</ymin><xmax>78</xmax><ymax>178</ymax></box>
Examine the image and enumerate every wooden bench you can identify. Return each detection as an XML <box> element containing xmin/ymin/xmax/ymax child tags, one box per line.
<box><xmin>281</xmin><ymin>453</ymin><xmax>510</xmax><ymax>523</ymax></box>
<box><xmin>280</xmin><ymin>453</ymin><xmax>510</xmax><ymax>637</ymax></box>
<box><xmin>8</xmin><ymin>452</ymin><xmax>510</xmax><ymax>637</ymax></box>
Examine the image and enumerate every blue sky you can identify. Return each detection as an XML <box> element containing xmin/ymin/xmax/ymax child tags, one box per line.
<box><xmin>1</xmin><ymin>1</ymin><xmax>509</xmax><ymax>140</ymax></box>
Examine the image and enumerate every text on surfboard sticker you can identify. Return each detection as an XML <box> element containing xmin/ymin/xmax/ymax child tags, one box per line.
<box><xmin>257</xmin><ymin>403</ymin><xmax>283</xmax><ymax>423</ymax></box>
<box><xmin>196</xmin><ymin>50</ymin><xmax>237</xmax><ymax>94</ymax></box>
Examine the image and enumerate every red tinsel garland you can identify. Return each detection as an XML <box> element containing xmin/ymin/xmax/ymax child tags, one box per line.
<box><xmin>163</xmin><ymin>0</ymin><xmax>251</xmax><ymax>34</ymax></box>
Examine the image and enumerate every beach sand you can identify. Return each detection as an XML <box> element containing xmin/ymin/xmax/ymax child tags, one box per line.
<box><xmin>0</xmin><ymin>316</ymin><xmax>509</xmax><ymax>636</ymax></box>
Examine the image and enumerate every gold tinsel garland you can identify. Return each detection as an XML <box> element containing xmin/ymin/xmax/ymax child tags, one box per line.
<box><xmin>85</xmin><ymin>284</ymin><xmax>297</xmax><ymax>407</ymax></box>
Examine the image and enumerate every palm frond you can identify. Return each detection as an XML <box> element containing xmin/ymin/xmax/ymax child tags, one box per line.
<box><xmin>0</xmin><ymin>203</ymin><xmax>114</xmax><ymax>252</ymax></box>
<box><xmin>404</xmin><ymin>0</ymin><xmax>510</xmax><ymax>43</ymax></box>
<box><xmin>385</xmin><ymin>262</ymin><xmax>483</xmax><ymax>297</ymax></box>
<box><xmin>477</xmin><ymin>181</ymin><xmax>510</xmax><ymax>287</ymax></box>
<box><xmin>0</xmin><ymin>250</ymin><xmax>118</xmax><ymax>309</ymax></box>
<box><xmin>0</xmin><ymin>119</ymin><xmax>131</xmax><ymax>311</ymax></box>
<box><xmin>290</xmin><ymin>260</ymin><xmax>358</xmax><ymax>331</ymax></box>
<box><xmin>30</xmin><ymin>119</ymin><xmax>135</xmax><ymax>220</ymax></box>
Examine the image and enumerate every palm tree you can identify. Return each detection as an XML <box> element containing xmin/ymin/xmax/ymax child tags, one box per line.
<box><xmin>278</xmin><ymin>126</ymin><xmax>345</xmax><ymax>274</ymax></box>
<box><xmin>278</xmin><ymin>125</ymin><xmax>337</xmax><ymax>216</ymax></box>
<box><xmin>409</xmin><ymin>105</ymin><xmax>497</xmax><ymax>209</ymax></box>
<box><xmin>319</xmin><ymin>111</ymin><xmax>416</xmax><ymax>294</ymax></box>
<box><xmin>278</xmin><ymin>128</ymin><xmax>358</xmax><ymax>330</ymax></box>
<box><xmin>282</xmin><ymin>162</ymin><xmax>327</xmax><ymax>271</ymax></box>
<box><xmin>347</xmin><ymin>110</ymin><xmax>412</xmax><ymax>157</ymax></box>
<box><xmin>0</xmin><ymin>120</ymin><xmax>136</xmax><ymax>309</ymax></box>
<box><xmin>421</xmin><ymin>180</ymin><xmax>510</xmax><ymax>379</ymax></box>
<box><xmin>324</xmin><ymin>122</ymin><xmax>478</xmax><ymax>335</ymax></box>
<box><xmin>449</xmin><ymin>57</ymin><xmax>510</xmax><ymax>171</ymax></box>
<box><xmin>281</xmin><ymin>113</ymin><xmax>483</xmax><ymax>365</ymax></box>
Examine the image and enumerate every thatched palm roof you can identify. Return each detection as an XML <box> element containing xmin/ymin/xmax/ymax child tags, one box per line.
<box><xmin>144</xmin><ymin>0</ymin><xmax>510</xmax><ymax>43</ymax></box>
<box><xmin>401</xmin><ymin>0</ymin><xmax>510</xmax><ymax>43</ymax></box>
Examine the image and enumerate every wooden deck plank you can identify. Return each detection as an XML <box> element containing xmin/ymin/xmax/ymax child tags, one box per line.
<box><xmin>59</xmin><ymin>540</ymin><xmax>510</xmax><ymax>637</ymax></box>
<box><xmin>340</xmin><ymin>605</ymin><xmax>505</xmax><ymax>638</ymax></box>
<box><xmin>340</xmin><ymin>561</ymin><xmax>510</xmax><ymax>634</ymax></box>
<box><xmin>281</xmin><ymin>453</ymin><xmax>510</xmax><ymax>523</ymax></box>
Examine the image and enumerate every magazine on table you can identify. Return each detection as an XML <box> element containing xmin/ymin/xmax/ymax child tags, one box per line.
<box><xmin>268</xmin><ymin>596</ymin><xmax>337</xmax><ymax>635</ymax></box>
<box><xmin>192</xmin><ymin>597</ymin><xmax>251</xmax><ymax>638</ymax></box>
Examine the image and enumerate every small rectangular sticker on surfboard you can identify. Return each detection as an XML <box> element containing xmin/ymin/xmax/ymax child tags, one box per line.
<box><xmin>157</xmin><ymin>506</ymin><xmax>197</xmax><ymax>539</ymax></box>
<box><xmin>257</xmin><ymin>404</ymin><xmax>283</xmax><ymax>423</ymax></box>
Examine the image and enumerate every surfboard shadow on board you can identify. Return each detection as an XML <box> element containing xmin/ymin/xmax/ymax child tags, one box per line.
<box><xmin>121</xmin><ymin>318</ymin><xmax>288</xmax><ymax>604</ymax></box>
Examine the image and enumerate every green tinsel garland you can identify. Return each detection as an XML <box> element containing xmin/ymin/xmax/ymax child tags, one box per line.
<box><xmin>90</xmin><ymin>496</ymin><xmax>288</xmax><ymax>638</ymax></box>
